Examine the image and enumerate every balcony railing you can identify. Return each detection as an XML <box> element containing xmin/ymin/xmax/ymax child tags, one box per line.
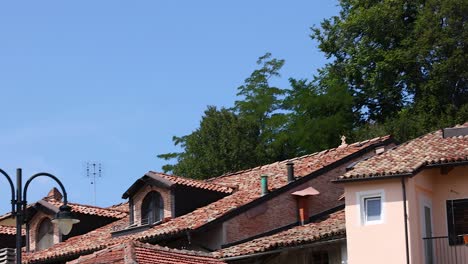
<box><xmin>423</xmin><ymin>236</ymin><xmax>468</xmax><ymax>264</ymax></box>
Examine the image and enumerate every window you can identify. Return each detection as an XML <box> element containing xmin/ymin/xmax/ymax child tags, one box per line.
<box><xmin>141</xmin><ymin>191</ymin><xmax>163</xmax><ymax>225</ymax></box>
<box><xmin>365</xmin><ymin>197</ymin><xmax>382</xmax><ymax>222</ymax></box>
<box><xmin>357</xmin><ymin>189</ymin><xmax>384</xmax><ymax>225</ymax></box>
<box><xmin>36</xmin><ymin>218</ymin><xmax>54</xmax><ymax>250</ymax></box>
<box><xmin>447</xmin><ymin>199</ymin><xmax>468</xmax><ymax>245</ymax></box>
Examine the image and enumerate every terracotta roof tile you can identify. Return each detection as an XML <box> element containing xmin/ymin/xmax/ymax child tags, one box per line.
<box><xmin>106</xmin><ymin>202</ymin><xmax>129</xmax><ymax>213</ymax></box>
<box><xmin>338</xmin><ymin>124</ymin><xmax>468</xmax><ymax>181</ymax></box>
<box><xmin>134</xmin><ymin>242</ymin><xmax>225</xmax><ymax>264</ymax></box>
<box><xmin>24</xmin><ymin>218</ymin><xmax>129</xmax><ymax>263</ymax></box>
<box><xmin>147</xmin><ymin>171</ymin><xmax>234</xmax><ymax>194</ymax></box>
<box><xmin>131</xmin><ymin>136</ymin><xmax>390</xmax><ymax>242</ymax></box>
<box><xmin>0</xmin><ymin>224</ymin><xmax>25</xmax><ymax>236</ymax></box>
<box><xmin>24</xmin><ymin>136</ymin><xmax>389</xmax><ymax>262</ymax></box>
<box><xmin>214</xmin><ymin>209</ymin><xmax>345</xmax><ymax>258</ymax></box>
<box><xmin>69</xmin><ymin>241</ymin><xmax>225</xmax><ymax>264</ymax></box>
<box><xmin>44</xmin><ymin>199</ymin><xmax>128</xmax><ymax>219</ymax></box>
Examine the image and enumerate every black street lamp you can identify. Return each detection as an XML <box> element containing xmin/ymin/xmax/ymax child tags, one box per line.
<box><xmin>0</xmin><ymin>168</ymin><xmax>80</xmax><ymax>264</ymax></box>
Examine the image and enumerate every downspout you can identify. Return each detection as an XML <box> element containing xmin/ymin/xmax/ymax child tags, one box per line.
<box><xmin>401</xmin><ymin>176</ymin><xmax>410</xmax><ymax>264</ymax></box>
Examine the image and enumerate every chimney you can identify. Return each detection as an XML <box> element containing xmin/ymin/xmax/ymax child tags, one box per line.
<box><xmin>292</xmin><ymin>187</ymin><xmax>320</xmax><ymax>225</ymax></box>
<box><xmin>260</xmin><ymin>175</ymin><xmax>269</xmax><ymax>196</ymax></box>
<box><xmin>286</xmin><ymin>162</ymin><xmax>295</xmax><ymax>183</ymax></box>
<box><xmin>46</xmin><ymin>187</ymin><xmax>63</xmax><ymax>201</ymax></box>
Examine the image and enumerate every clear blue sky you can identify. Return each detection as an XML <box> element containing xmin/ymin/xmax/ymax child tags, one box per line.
<box><xmin>0</xmin><ymin>1</ymin><xmax>339</xmax><ymax>214</ymax></box>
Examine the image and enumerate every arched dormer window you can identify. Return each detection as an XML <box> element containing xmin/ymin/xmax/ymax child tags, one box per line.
<box><xmin>141</xmin><ymin>191</ymin><xmax>163</xmax><ymax>224</ymax></box>
<box><xmin>37</xmin><ymin>218</ymin><xmax>54</xmax><ymax>250</ymax></box>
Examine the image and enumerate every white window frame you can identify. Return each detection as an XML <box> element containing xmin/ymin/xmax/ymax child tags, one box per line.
<box><xmin>356</xmin><ymin>189</ymin><xmax>385</xmax><ymax>225</ymax></box>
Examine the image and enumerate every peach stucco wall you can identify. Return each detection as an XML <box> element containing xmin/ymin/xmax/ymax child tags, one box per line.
<box><xmin>345</xmin><ymin>165</ymin><xmax>468</xmax><ymax>264</ymax></box>
<box><xmin>410</xmin><ymin>165</ymin><xmax>468</xmax><ymax>263</ymax></box>
<box><xmin>345</xmin><ymin>178</ymin><xmax>408</xmax><ymax>264</ymax></box>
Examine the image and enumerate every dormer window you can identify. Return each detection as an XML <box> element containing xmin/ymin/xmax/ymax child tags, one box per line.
<box><xmin>114</xmin><ymin>172</ymin><xmax>232</xmax><ymax>237</ymax></box>
<box><xmin>141</xmin><ymin>191</ymin><xmax>163</xmax><ymax>225</ymax></box>
<box><xmin>37</xmin><ymin>218</ymin><xmax>54</xmax><ymax>250</ymax></box>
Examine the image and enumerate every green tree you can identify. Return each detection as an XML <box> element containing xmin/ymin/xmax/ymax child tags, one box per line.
<box><xmin>312</xmin><ymin>0</ymin><xmax>467</xmax><ymax>139</ymax></box>
<box><xmin>157</xmin><ymin>106</ymin><xmax>261</xmax><ymax>179</ymax></box>
<box><xmin>234</xmin><ymin>53</ymin><xmax>293</xmax><ymax>162</ymax></box>
<box><xmin>285</xmin><ymin>65</ymin><xmax>355</xmax><ymax>154</ymax></box>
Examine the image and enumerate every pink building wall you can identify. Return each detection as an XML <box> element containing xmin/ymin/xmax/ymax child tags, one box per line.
<box><xmin>344</xmin><ymin>178</ymin><xmax>408</xmax><ymax>264</ymax></box>
<box><xmin>344</xmin><ymin>165</ymin><xmax>468</xmax><ymax>264</ymax></box>
<box><xmin>409</xmin><ymin>165</ymin><xmax>468</xmax><ymax>263</ymax></box>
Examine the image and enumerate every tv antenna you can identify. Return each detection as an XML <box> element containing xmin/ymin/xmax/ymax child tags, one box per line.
<box><xmin>86</xmin><ymin>162</ymin><xmax>102</xmax><ymax>205</ymax></box>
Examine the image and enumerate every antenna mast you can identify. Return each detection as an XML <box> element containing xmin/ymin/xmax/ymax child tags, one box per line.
<box><xmin>86</xmin><ymin>162</ymin><xmax>102</xmax><ymax>205</ymax></box>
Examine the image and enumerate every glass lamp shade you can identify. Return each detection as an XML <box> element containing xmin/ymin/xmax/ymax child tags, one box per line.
<box><xmin>51</xmin><ymin>205</ymin><xmax>80</xmax><ymax>235</ymax></box>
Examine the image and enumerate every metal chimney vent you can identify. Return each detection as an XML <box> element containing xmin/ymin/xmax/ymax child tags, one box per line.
<box><xmin>286</xmin><ymin>162</ymin><xmax>295</xmax><ymax>183</ymax></box>
<box><xmin>443</xmin><ymin>127</ymin><xmax>468</xmax><ymax>138</ymax></box>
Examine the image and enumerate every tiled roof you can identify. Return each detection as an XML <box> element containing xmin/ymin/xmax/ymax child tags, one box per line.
<box><xmin>338</xmin><ymin>124</ymin><xmax>468</xmax><ymax>181</ymax></box>
<box><xmin>69</xmin><ymin>241</ymin><xmax>226</xmax><ymax>264</ymax></box>
<box><xmin>130</xmin><ymin>136</ymin><xmax>390</xmax><ymax>242</ymax></box>
<box><xmin>23</xmin><ymin>136</ymin><xmax>389</xmax><ymax>263</ymax></box>
<box><xmin>24</xmin><ymin>218</ymin><xmax>129</xmax><ymax>263</ymax></box>
<box><xmin>134</xmin><ymin>242</ymin><xmax>225</xmax><ymax>264</ymax></box>
<box><xmin>0</xmin><ymin>191</ymin><xmax>128</xmax><ymax>223</ymax></box>
<box><xmin>214</xmin><ymin>209</ymin><xmax>346</xmax><ymax>258</ymax></box>
<box><xmin>0</xmin><ymin>225</ymin><xmax>25</xmax><ymax>236</ymax></box>
<box><xmin>44</xmin><ymin>198</ymin><xmax>128</xmax><ymax>219</ymax></box>
<box><xmin>147</xmin><ymin>171</ymin><xmax>234</xmax><ymax>194</ymax></box>
<box><xmin>24</xmin><ymin>219</ymin><xmax>226</xmax><ymax>264</ymax></box>
<box><xmin>106</xmin><ymin>202</ymin><xmax>130</xmax><ymax>213</ymax></box>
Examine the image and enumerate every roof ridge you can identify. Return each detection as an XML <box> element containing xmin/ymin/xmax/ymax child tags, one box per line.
<box><xmin>207</xmin><ymin>135</ymin><xmax>391</xmax><ymax>181</ymax></box>
<box><xmin>338</xmin><ymin>125</ymin><xmax>468</xmax><ymax>181</ymax></box>
<box><xmin>149</xmin><ymin>171</ymin><xmax>222</xmax><ymax>184</ymax></box>
<box><xmin>47</xmin><ymin>199</ymin><xmax>128</xmax><ymax>213</ymax></box>
<box><xmin>147</xmin><ymin>171</ymin><xmax>234</xmax><ymax>193</ymax></box>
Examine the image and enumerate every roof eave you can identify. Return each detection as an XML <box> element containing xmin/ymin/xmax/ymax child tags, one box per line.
<box><xmin>122</xmin><ymin>173</ymin><xmax>174</xmax><ymax>199</ymax></box>
<box><xmin>335</xmin><ymin>160</ymin><xmax>468</xmax><ymax>183</ymax></box>
<box><xmin>220</xmin><ymin>236</ymin><xmax>346</xmax><ymax>261</ymax></box>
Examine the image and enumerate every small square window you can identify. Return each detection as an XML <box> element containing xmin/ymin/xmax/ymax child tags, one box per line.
<box><xmin>365</xmin><ymin>197</ymin><xmax>382</xmax><ymax>222</ymax></box>
<box><xmin>357</xmin><ymin>189</ymin><xmax>384</xmax><ymax>225</ymax></box>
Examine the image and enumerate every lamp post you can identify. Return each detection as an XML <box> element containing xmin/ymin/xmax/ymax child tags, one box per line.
<box><xmin>0</xmin><ymin>168</ymin><xmax>80</xmax><ymax>264</ymax></box>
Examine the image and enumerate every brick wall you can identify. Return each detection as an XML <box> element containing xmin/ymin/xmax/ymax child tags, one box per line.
<box><xmin>131</xmin><ymin>185</ymin><xmax>172</xmax><ymax>224</ymax></box>
<box><xmin>28</xmin><ymin>211</ymin><xmax>60</xmax><ymax>252</ymax></box>
<box><xmin>223</xmin><ymin>149</ymin><xmax>380</xmax><ymax>244</ymax></box>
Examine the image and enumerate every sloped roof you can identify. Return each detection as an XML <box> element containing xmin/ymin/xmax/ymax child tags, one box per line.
<box><xmin>44</xmin><ymin>198</ymin><xmax>128</xmax><ymax>219</ymax></box>
<box><xmin>0</xmin><ymin>225</ymin><xmax>25</xmax><ymax>236</ymax></box>
<box><xmin>106</xmin><ymin>202</ymin><xmax>129</xmax><ymax>213</ymax></box>
<box><xmin>337</xmin><ymin>124</ymin><xmax>468</xmax><ymax>181</ymax></box>
<box><xmin>214</xmin><ymin>209</ymin><xmax>345</xmax><ymax>258</ymax></box>
<box><xmin>0</xmin><ymin>192</ymin><xmax>128</xmax><ymax>224</ymax></box>
<box><xmin>23</xmin><ymin>136</ymin><xmax>390</xmax><ymax>263</ymax></box>
<box><xmin>68</xmin><ymin>240</ymin><xmax>225</xmax><ymax>264</ymax></box>
<box><xmin>149</xmin><ymin>172</ymin><xmax>234</xmax><ymax>194</ymax></box>
<box><xmin>122</xmin><ymin>171</ymin><xmax>234</xmax><ymax>199</ymax></box>
<box><xmin>24</xmin><ymin>218</ymin><xmax>129</xmax><ymax>263</ymax></box>
<box><xmin>130</xmin><ymin>136</ymin><xmax>390</xmax><ymax>242</ymax></box>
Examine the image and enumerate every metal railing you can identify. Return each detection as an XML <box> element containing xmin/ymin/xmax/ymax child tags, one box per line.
<box><xmin>423</xmin><ymin>236</ymin><xmax>468</xmax><ymax>264</ymax></box>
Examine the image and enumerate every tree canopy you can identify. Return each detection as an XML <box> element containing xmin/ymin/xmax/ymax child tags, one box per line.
<box><xmin>159</xmin><ymin>0</ymin><xmax>467</xmax><ymax>179</ymax></box>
